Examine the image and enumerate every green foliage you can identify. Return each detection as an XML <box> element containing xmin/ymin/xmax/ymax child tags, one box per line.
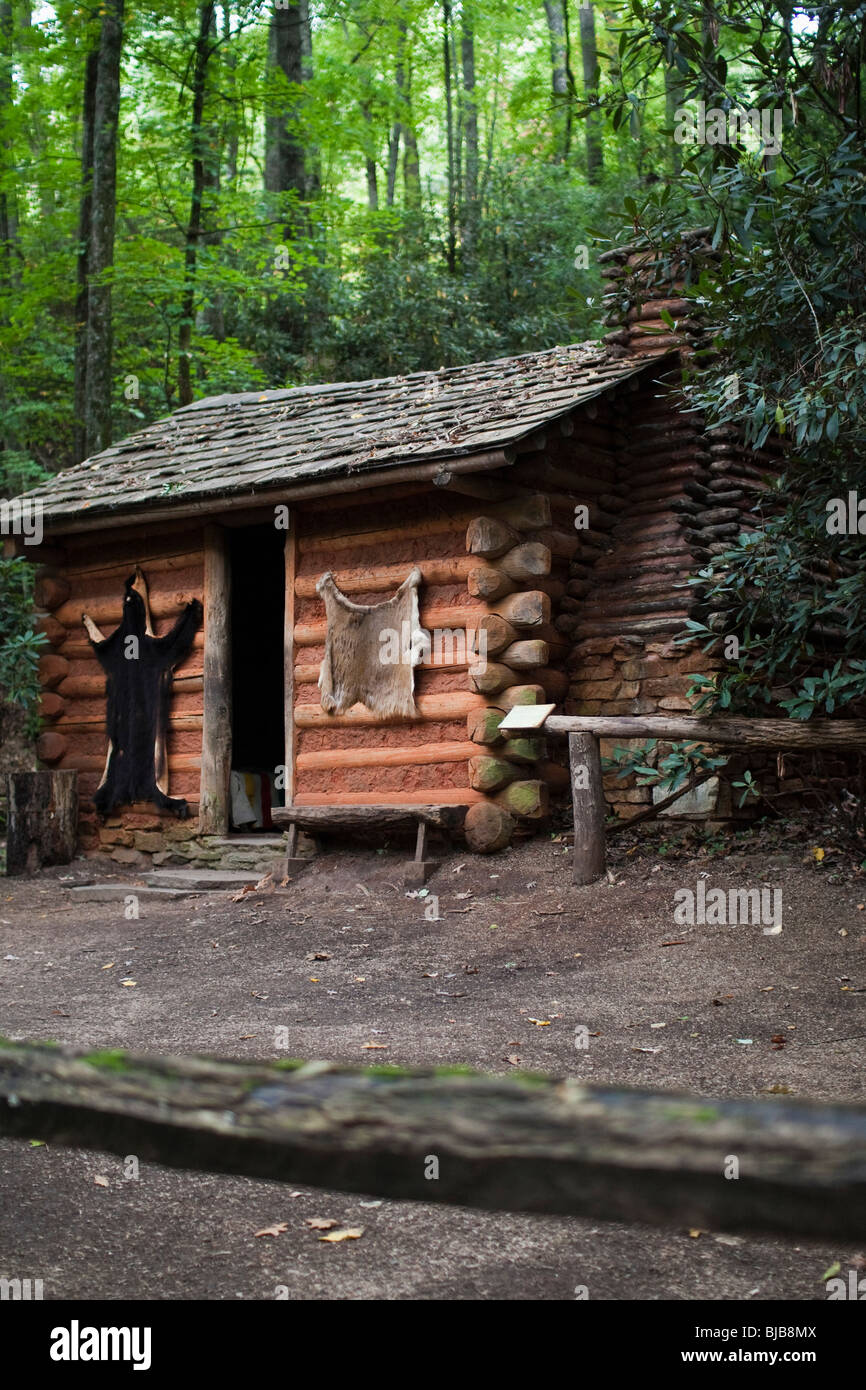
<box><xmin>0</xmin><ymin>557</ymin><xmax>47</xmax><ymax>726</ymax></box>
<box><xmin>601</xmin><ymin>739</ymin><xmax>728</xmax><ymax>794</ymax></box>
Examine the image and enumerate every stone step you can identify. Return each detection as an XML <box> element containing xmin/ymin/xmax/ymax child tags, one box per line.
<box><xmin>70</xmin><ymin>884</ymin><xmax>201</xmax><ymax>902</ymax></box>
<box><xmin>207</xmin><ymin>837</ymin><xmax>286</xmax><ymax>849</ymax></box>
<box><xmin>145</xmin><ymin>868</ymin><xmax>269</xmax><ymax>891</ymax></box>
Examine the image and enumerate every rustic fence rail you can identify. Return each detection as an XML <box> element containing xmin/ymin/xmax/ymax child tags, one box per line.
<box><xmin>1</xmin><ymin>1041</ymin><xmax>865</xmax><ymax>1240</ymax></box>
<box><xmin>499</xmin><ymin>711</ymin><xmax>866</xmax><ymax>884</ymax></box>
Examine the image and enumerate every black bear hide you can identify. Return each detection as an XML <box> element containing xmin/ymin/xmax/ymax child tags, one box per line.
<box><xmin>86</xmin><ymin>571</ymin><xmax>203</xmax><ymax>818</ymax></box>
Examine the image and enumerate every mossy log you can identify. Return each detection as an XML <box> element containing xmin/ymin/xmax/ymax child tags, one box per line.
<box><xmin>467</xmin><ymin>707</ymin><xmax>506</xmax><ymax>744</ymax></box>
<box><xmin>494</xmin><ymin>779</ymin><xmax>549</xmax><ymax>819</ymax></box>
<box><xmin>500</xmin><ymin>684</ymin><xmax>545</xmax><ymax>709</ymax></box>
<box><xmin>468</xmin><ymin>755</ymin><xmax>521</xmax><ymax>793</ymax></box>
<box><xmin>502</xmin><ymin>736</ymin><xmax>546</xmax><ymax>764</ymax></box>
<box><xmin>2</xmin><ymin>1041</ymin><xmax>865</xmax><ymax>1237</ymax></box>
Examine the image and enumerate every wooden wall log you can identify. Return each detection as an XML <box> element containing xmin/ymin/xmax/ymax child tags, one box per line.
<box><xmin>297</xmin><ymin>741</ymin><xmax>476</xmax><ymax>772</ymax></box>
<box><xmin>464</xmin><ymin>801</ymin><xmax>515</xmax><ymax>853</ymax></box>
<box><xmin>294</xmin><ymin>556</ymin><xmax>474</xmax><ymax>599</ymax></box>
<box><xmin>490</xmin><ymin>591</ymin><xmax>551</xmax><ymax>628</ymax></box>
<box><xmin>294</xmin><ymin>691</ymin><xmax>485</xmax><ymax>729</ymax></box>
<box><xmin>467</xmin><ymin>565</ymin><xmax>516</xmax><ymax>601</ymax></box>
<box><xmin>467</xmin><ymin>707</ymin><xmax>506</xmax><ymax>744</ymax></box>
<box><xmin>38</xmin><ymin>692</ymin><xmax>67</xmax><ymax>721</ymax></box>
<box><xmin>494</xmin><ymin>779</ymin><xmax>549</xmax><ymax>819</ymax></box>
<box><xmin>500</xmin><ymin>684</ymin><xmax>545</xmax><ymax>709</ymax></box>
<box><xmin>37</xmin><ymin>654</ymin><xmax>69</xmax><ymax>689</ymax></box>
<box><xmin>293</xmin><ymin>606</ymin><xmax>486</xmax><ymax>648</ymax></box>
<box><xmin>469</xmin><ymin>755</ymin><xmax>521</xmax><ymax>793</ymax></box>
<box><xmin>35</xmin><ymin>732</ymin><xmax>68</xmax><ymax>764</ymax></box>
<box><xmin>500</xmin><ymin>639</ymin><xmax>549</xmax><ymax>670</ymax></box>
<box><xmin>35</xmin><ymin>614</ymin><xmax>67</xmax><ymax>646</ymax></box>
<box><xmin>466</xmin><ymin>516</ymin><xmax>520</xmax><ymax>558</ymax></box>
<box><xmin>489</xmin><ymin>495</ymin><xmax>551</xmax><ymax>530</ymax></box>
<box><xmin>292</xmin><ymin>788</ymin><xmax>483</xmax><ymax>806</ymax></box>
<box><xmin>498</xmin><ymin>542</ymin><xmax>551</xmax><ymax>582</ymax></box>
<box><xmin>502</xmin><ymin>736</ymin><xmax>545</xmax><ymax>764</ymax></box>
<box><xmin>34</xmin><ymin>570</ymin><xmax>70</xmax><ymax>612</ymax></box>
<box><xmin>468</xmin><ymin>661</ymin><xmax>520</xmax><ymax>696</ymax></box>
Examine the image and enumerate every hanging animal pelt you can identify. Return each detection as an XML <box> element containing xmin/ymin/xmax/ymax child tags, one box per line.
<box><xmin>83</xmin><ymin>568</ymin><xmax>203</xmax><ymax>818</ymax></box>
<box><xmin>317</xmin><ymin>566</ymin><xmax>424</xmax><ymax>718</ymax></box>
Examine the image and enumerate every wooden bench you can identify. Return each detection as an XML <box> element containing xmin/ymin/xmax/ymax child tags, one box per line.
<box><xmin>271</xmin><ymin>804</ymin><xmax>468</xmax><ymax>886</ymax></box>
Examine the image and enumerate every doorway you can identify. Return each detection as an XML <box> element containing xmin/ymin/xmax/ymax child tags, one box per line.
<box><xmin>228</xmin><ymin>524</ymin><xmax>286</xmax><ymax>831</ymax></box>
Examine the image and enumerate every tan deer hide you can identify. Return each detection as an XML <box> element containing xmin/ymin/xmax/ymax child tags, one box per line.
<box><xmin>316</xmin><ymin>566</ymin><xmax>424</xmax><ymax>717</ymax></box>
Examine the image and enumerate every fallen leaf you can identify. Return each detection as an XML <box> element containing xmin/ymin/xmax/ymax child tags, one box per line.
<box><xmin>821</xmin><ymin>1261</ymin><xmax>841</xmax><ymax>1282</ymax></box>
<box><xmin>121</xmin><ymin>980</ymin><xmax>136</xmax><ymax>987</ymax></box>
<box><xmin>305</xmin><ymin>1217</ymin><xmax>338</xmax><ymax>1230</ymax></box>
<box><xmin>689</xmin><ymin>1229</ymin><xmax>703</xmax><ymax>1239</ymax></box>
<box><xmin>255</xmin><ymin>1222</ymin><xmax>288</xmax><ymax>1238</ymax></box>
<box><xmin>101</xmin><ymin>963</ymin><xmax>114</xmax><ymax>970</ymax></box>
<box><xmin>305</xmin><ymin>951</ymin><xmax>332</xmax><ymax>962</ymax></box>
<box><xmin>318</xmin><ymin>1227</ymin><xmax>364</xmax><ymax>1243</ymax></box>
<box><xmin>29</xmin><ymin>1140</ymin><xmax>45</xmax><ymax>1148</ymax></box>
<box><xmin>528</xmin><ymin>1018</ymin><xmax>551</xmax><ymax>1026</ymax></box>
<box><xmin>504</xmin><ymin>1054</ymin><xmax>522</xmax><ymax>1065</ymax></box>
<box><xmin>94</xmin><ymin>1175</ymin><xmax>109</xmax><ymax>1188</ymax></box>
<box><xmin>363</xmin><ymin>1042</ymin><xmax>388</xmax><ymax>1050</ymax></box>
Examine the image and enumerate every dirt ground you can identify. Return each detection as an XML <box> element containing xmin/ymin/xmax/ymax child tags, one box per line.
<box><xmin>1</xmin><ymin>820</ymin><xmax>864</xmax><ymax>1302</ymax></box>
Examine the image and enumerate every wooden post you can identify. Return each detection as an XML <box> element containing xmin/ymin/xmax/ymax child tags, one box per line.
<box><xmin>198</xmin><ymin>526</ymin><xmax>232</xmax><ymax>835</ymax></box>
<box><xmin>5</xmin><ymin>770</ymin><xmax>78</xmax><ymax>875</ymax></box>
<box><xmin>569</xmin><ymin>732</ymin><xmax>606</xmax><ymax>885</ymax></box>
<box><xmin>283</xmin><ymin>526</ymin><xmax>297</xmax><ymax>809</ymax></box>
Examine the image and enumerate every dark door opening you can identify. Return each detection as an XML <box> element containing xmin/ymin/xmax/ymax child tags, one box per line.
<box><xmin>229</xmin><ymin>524</ymin><xmax>286</xmax><ymax>831</ymax></box>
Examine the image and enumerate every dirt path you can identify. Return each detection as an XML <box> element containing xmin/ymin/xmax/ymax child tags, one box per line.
<box><xmin>1</xmin><ymin>830</ymin><xmax>864</xmax><ymax>1300</ymax></box>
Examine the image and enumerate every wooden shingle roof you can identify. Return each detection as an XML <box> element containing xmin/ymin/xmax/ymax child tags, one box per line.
<box><xmin>23</xmin><ymin>342</ymin><xmax>663</xmax><ymax>528</ymax></box>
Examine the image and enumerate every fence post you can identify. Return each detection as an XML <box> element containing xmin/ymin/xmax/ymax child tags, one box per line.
<box><xmin>569</xmin><ymin>732</ymin><xmax>606</xmax><ymax>885</ymax></box>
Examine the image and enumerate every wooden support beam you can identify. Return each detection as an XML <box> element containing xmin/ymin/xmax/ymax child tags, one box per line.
<box><xmin>5</xmin><ymin>1042</ymin><xmax>865</xmax><ymax>1239</ymax></box>
<box><xmin>198</xmin><ymin>526</ymin><xmax>232</xmax><ymax>835</ymax></box>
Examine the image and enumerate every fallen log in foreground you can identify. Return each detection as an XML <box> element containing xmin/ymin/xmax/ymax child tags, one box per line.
<box><xmin>1</xmin><ymin>1040</ymin><xmax>865</xmax><ymax>1240</ymax></box>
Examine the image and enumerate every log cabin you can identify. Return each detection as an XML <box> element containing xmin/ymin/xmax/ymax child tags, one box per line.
<box><xmin>7</xmin><ymin>236</ymin><xmax>791</xmax><ymax>863</ymax></box>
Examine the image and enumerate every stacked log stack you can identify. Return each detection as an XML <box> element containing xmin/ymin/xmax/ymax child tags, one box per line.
<box><xmin>462</xmin><ymin>493</ymin><xmax>574</xmax><ymax>853</ymax></box>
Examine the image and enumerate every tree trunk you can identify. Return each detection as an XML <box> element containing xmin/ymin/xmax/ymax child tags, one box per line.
<box><xmin>178</xmin><ymin>3</ymin><xmax>215</xmax><ymax>409</ymax></box>
<box><xmin>0</xmin><ymin>0</ymin><xmax>17</xmax><ymax>297</ymax></box>
<box><xmin>543</xmin><ymin>0</ymin><xmax>570</xmax><ymax>161</ymax></box>
<box><xmin>442</xmin><ymin>0</ymin><xmax>456</xmax><ymax>271</ymax></box>
<box><xmin>577</xmin><ymin>2</ymin><xmax>603</xmax><ymax>182</ymax></box>
<box><xmin>264</xmin><ymin>3</ymin><xmax>308</xmax><ymax>199</ymax></box>
<box><xmin>222</xmin><ymin>2</ymin><xmax>238</xmax><ymax>185</ymax></box>
<box><xmin>460</xmin><ymin>11</ymin><xmax>478</xmax><ymax>254</ymax></box>
<box><xmin>82</xmin><ymin>0</ymin><xmax>124</xmax><ymax>458</ymax></box>
<box><xmin>362</xmin><ymin>102</ymin><xmax>378</xmax><ymax>210</ymax></box>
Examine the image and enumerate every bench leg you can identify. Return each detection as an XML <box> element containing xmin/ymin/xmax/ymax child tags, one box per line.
<box><xmin>280</xmin><ymin>823</ymin><xmax>311</xmax><ymax>879</ymax></box>
<box><xmin>404</xmin><ymin>819</ymin><xmax>438</xmax><ymax>888</ymax></box>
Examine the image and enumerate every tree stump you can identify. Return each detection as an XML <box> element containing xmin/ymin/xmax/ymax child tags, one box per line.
<box><xmin>5</xmin><ymin>770</ymin><xmax>78</xmax><ymax>875</ymax></box>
